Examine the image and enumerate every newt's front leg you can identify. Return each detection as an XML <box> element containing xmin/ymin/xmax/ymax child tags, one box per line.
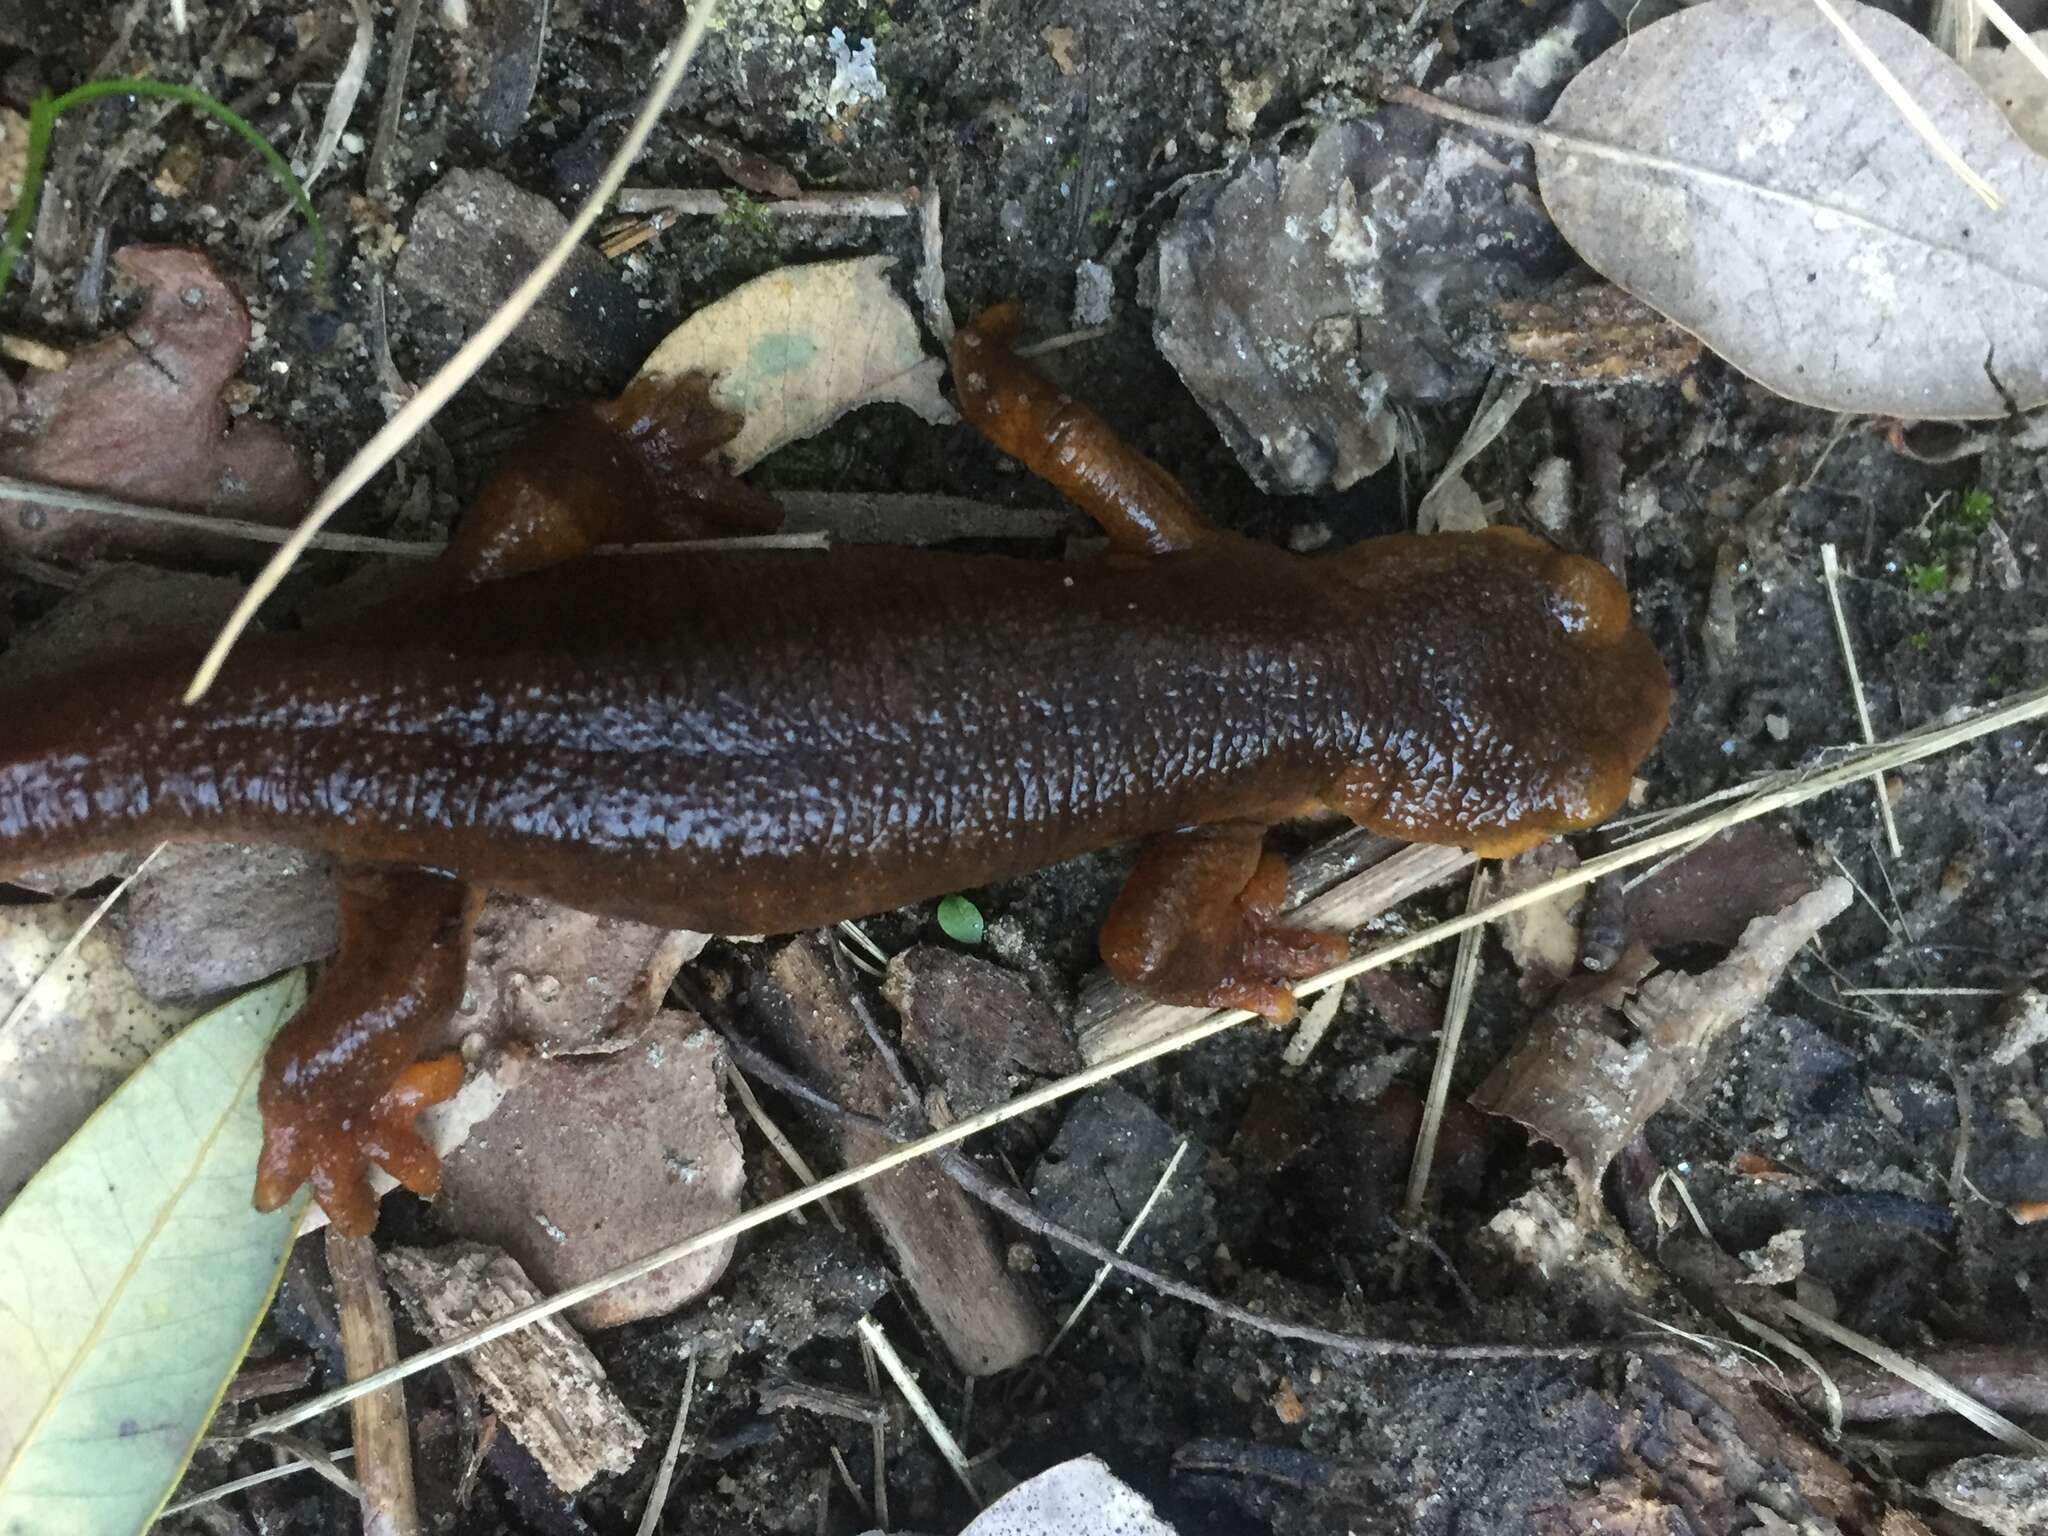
<box><xmin>1100</xmin><ymin>823</ymin><xmax>1349</xmax><ymax>1022</ymax></box>
<box><xmin>254</xmin><ymin>867</ymin><xmax>481</xmax><ymax>1235</ymax></box>
<box><xmin>951</xmin><ymin>303</ymin><xmax>1216</xmax><ymax>555</ymax></box>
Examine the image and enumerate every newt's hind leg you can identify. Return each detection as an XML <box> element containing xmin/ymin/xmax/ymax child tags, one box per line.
<box><xmin>254</xmin><ymin>867</ymin><xmax>482</xmax><ymax>1235</ymax></box>
<box><xmin>951</xmin><ymin>303</ymin><xmax>1215</xmax><ymax>555</ymax></box>
<box><xmin>441</xmin><ymin>370</ymin><xmax>783</xmax><ymax>585</ymax></box>
<box><xmin>1100</xmin><ymin>822</ymin><xmax>1350</xmax><ymax>1023</ymax></box>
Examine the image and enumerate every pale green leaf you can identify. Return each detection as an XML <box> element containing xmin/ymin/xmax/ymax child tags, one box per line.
<box><xmin>0</xmin><ymin>970</ymin><xmax>309</xmax><ymax>1536</ymax></box>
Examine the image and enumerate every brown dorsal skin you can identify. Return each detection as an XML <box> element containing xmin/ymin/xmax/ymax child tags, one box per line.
<box><xmin>0</xmin><ymin>304</ymin><xmax>1671</xmax><ymax>1234</ymax></box>
<box><xmin>0</xmin><ymin>534</ymin><xmax>1665</xmax><ymax>927</ymax></box>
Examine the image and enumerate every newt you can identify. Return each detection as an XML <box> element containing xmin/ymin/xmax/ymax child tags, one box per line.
<box><xmin>0</xmin><ymin>304</ymin><xmax>1670</xmax><ymax>1234</ymax></box>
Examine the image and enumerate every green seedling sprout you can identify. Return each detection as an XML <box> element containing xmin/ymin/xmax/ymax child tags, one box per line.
<box><xmin>0</xmin><ymin>78</ymin><xmax>328</xmax><ymax>299</ymax></box>
<box><xmin>937</xmin><ymin>894</ymin><xmax>985</xmax><ymax>945</ymax></box>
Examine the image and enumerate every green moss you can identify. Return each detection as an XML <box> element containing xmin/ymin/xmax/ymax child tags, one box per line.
<box><xmin>1905</xmin><ymin>561</ymin><xmax>1950</xmax><ymax>595</ymax></box>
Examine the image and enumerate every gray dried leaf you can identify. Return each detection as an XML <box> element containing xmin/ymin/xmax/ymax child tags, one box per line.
<box><xmin>1476</xmin><ymin>879</ymin><xmax>1853</xmax><ymax>1215</ymax></box>
<box><xmin>1967</xmin><ymin>34</ymin><xmax>2048</xmax><ymax>154</ymax></box>
<box><xmin>1539</xmin><ymin>0</ymin><xmax>2048</xmax><ymax>417</ymax></box>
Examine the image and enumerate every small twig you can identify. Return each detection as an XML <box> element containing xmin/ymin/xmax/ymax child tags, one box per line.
<box><xmin>264</xmin><ymin>0</ymin><xmax>373</xmax><ymax>230</ymax></box>
<box><xmin>617</xmin><ymin>187</ymin><xmax>921</xmax><ymax>218</ymax></box>
<box><xmin>916</xmin><ymin>183</ymin><xmax>951</xmax><ymax>346</ymax></box>
<box><xmin>0</xmin><ymin>473</ymin><xmax>826</xmax><ymax>558</ymax></box>
<box><xmin>827</xmin><ymin>1446</ymin><xmax>873</xmax><ymax>1518</ymax></box>
<box><xmin>723</xmin><ymin>1060</ymin><xmax>846</xmax><ymax>1230</ymax></box>
<box><xmin>758</xmin><ymin>1376</ymin><xmax>885</xmax><ymax>1427</ymax></box>
<box><xmin>859</xmin><ymin>1330</ymin><xmax>888</xmax><ymax>1528</ymax></box>
<box><xmin>1404</xmin><ymin>866</ymin><xmax>1491</xmax><ymax>1226</ymax></box>
<box><xmin>1775</xmin><ymin>1297</ymin><xmax>2046</xmax><ymax>1453</ymax></box>
<box><xmin>366</xmin><ymin>0</ymin><xmax>424</xmax><ymax>197</ymax></box>
<box><xmin>633</xmin><ymin>1350</ymin><xmax>698</xmax><ymax>1536</ymax></box>
<box><xmin>857</xmin><ymin>1317</ymin><xmax>981</xmax><ymax>1505</ymax></box>
<box><xmin>256</xmin><ymin>1432</ymin><xmax>365</xmax><ymax>1504</ymax></box>
<box><xmin>1040</xmin><ymin>1141</ymin><xmax>1189</xmax><ymax>1361</ymax></box>
<box><xmin>1820</xmin><ymin>544</ymin><xmax>1903</xmax><ymax>858</ymax></box>
<box><xmin>1729</xmin><ymin>1308</ymin><xmax>1844</xmax><ymax>1439</ymax></box>
<box><xmin>159</xmin><ymin>1447</ymin><xmax>358</xmax><ymax>1515</ymax></box>
<box><xmin>1014</xmin><ymin>325</ymin><xmax>1110</xmax><ymax>358</ymax></box>
<box><xmin>326</xmin><ymin>1228</ymin><xmax>421</xmax><ymax>1536</ymax></box>
<box><xmin>945</xmin><ymin>1150</ymin><xmax>1668</xmax><ymax>1363</ymax></box>
<box><xmin>1837</xmin><ymin>986</ymin><xmax>2002</xmax><ymax>998</ymax></box>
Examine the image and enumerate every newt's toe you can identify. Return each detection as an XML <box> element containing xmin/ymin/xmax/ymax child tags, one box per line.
<box><xmin>253</xmin><ymin>1053</ymin><xmax>464</xmax><ymax>1234</ymax></box>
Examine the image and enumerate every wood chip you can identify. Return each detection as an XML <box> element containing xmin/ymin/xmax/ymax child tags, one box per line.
<box><xmin>381</xmin><ymin>1242</ymin><xmax>646</xmax><ymax>1493</ymax></box>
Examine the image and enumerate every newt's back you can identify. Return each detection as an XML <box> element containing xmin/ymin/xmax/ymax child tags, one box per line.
<box><xmin>0</xmin><ymin>544</ymin><xmax>1364</xmax><ymax>929</ymax></box>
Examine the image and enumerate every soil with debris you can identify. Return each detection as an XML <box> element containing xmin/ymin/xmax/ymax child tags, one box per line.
<box><xmin>3</xmin><ymin>1</ymin><xmax>2046</xmax><ymax>1534</ymax></box>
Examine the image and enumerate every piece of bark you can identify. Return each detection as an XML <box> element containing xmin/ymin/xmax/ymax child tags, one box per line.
<box><xmin>1622</xmin><ymin>1355</ymin><xmax>1882</xmax><ymax>1533</ymax></box>
<box><xmin>0</xmin><ymin>246</ymin><xmax>309</xmax><ymax>562</ymax></box>
<box><xmin>327</xmin><ymin>1229</ymin><xmax>422</xmax><ymax>1536</ymax></box>
<box><xmin>880</xmin><ymin>946</ymin><xmax>1078</xmax><ymax>1121</ymax></box>
<box><xmin>1487</xmin><ymin>278</ymin><xmax>1703</xmax><ymax>387</ymax></box>
<box><xmin>1792</xmin><ymin>1344</ymin><xmax>2048</xmax><ymax>1424</ymax></box>
<box><xmin>436</xmin><ymin>1015</ymin><xmax>744</xmax><ymax>1329</ymax></box>
<box><xmin>1075</xmin><ymin>840</ymin><xmax>1473</xmax><ymax>1063</ymax></box>
<box><xmin>381</xmin><ymin>1242</ymin><xmax>647</xmax><ymax>1493</ymax></box>
<box><xmin>751</xmin><ymin>936</ymin><xmax>1050</xmax><ymax>1375</ymax></box>
<box><xmin>1624</xmin><ymin>824</ymin><xmax>1819</xmax><ymax>954</ymax></box>
<box><xmin>1476</xmin><ymin>879</ymin><xmax>1853</xmax><ymax>1214</ymax></box>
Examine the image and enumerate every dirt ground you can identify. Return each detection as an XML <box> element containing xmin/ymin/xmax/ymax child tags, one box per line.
<box><xmin>3</xmin><ymin>1</ymin><xmax>2046</xmax><ymax>1533</ymax></box>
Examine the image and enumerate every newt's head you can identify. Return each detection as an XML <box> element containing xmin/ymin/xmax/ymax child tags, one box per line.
<box><xmin>1326</xmin><ymin>526</ymin><xmax>1672</xmax><ymax>857</ymax></box>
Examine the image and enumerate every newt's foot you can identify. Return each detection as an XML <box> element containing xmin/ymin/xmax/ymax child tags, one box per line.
<box><xmin>1226</xmin><ymin>917</ymin><xmax>1352</xmax><ymax>1024</ymax></box>
<box><xmin>1103</xmin><ymin>843</ymin><xmax>1350</xmax><ymax>1023</ymax></box>
<box><xmin>254</xmin><ymin>1056</ymin><xmax>464</xmax><ymax>1236</ymax></box>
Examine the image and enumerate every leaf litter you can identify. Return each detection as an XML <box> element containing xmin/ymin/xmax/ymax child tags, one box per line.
<box><xmin>1535</xmin><ymin>0</ymin><xmax>2048</xmax><ymax>417</ymax></box>
<box><xmin>12</xmin><ymin>0</ymin><xmax>2048</xmax><ymax>1531</ymax></box>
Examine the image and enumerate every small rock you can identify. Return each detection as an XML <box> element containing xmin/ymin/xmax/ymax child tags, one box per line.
<box><xmin>396</xmin><ymin>170</ymin><xmax>655</xmax><ymax>378</ymax></box>
<box><xmin>1528</xmin><ymin>456</ymin><xmax>1576</xmax><ymax>537</ymax></box>
<box><xmin>1991</xmin><ymin>990</ymin><xmax>2048</xmax><ymax>1066</ymax></box>
<box><xmin>881</xmin><ymin>946</ymin><xmax>1078</xmax><ymax>1120</ymax></box>
<box><xmin>1072</xmin><ymin>259</ymin><xmax>1113</xmax><ymax>328</ymax></box>
<box><xmin>115</xmin><ymin>845</ymin><xmax>339</xmax><ymax>1005</ymax></box>
<box><xmin>454</xmin><ymin>893</ymin><xmax>707</xmax><ymax>1056</ymax></box>
<box><xmin>1927</xmin><ymin>1455</ymin><xmax>2048</xmax><ymax>1536</ymax></box>
<box><xmin>1029</xmin><ymin>1086</ymin><xmax>1213</xmax><ymax>1285</ymax></box>
<box><xmin>438</xmin><ymin>1013</ymin><xmax>744</xmax><ymax>1329</ymax></box>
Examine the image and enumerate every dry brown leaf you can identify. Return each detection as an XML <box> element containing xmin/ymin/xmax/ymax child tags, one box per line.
<box><xmin>1475</xmin><ymin>879</ymin><xmax>1853</xmax><ymax>1214</ymax></box>
<box><xmin>0</xmin><ymin>247</ymin><xmax>309</xmax><ymax>560</ymax></box>
<box><xmin>635</xmin><ymin>255</ymin><xmax>953</xmax><ymax>474</ymax></box>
